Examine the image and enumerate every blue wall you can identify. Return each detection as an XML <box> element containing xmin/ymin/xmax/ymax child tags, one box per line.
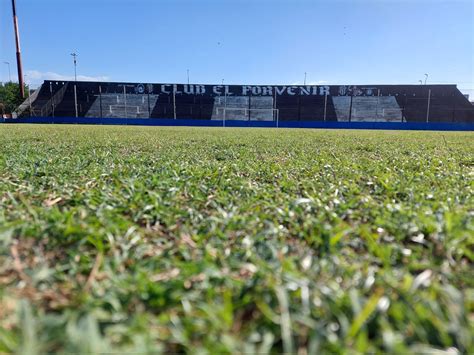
<box><xmin>3</xmin><ymin>116</ymin><xmax>474</xmax><ymax>131</ymax></box>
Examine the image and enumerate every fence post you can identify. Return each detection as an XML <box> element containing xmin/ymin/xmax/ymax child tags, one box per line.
<box><xmin>223</xmin><ymin>89</ymin><xmax>227</xmax><ymax>127</ymax></box>
<box><xmin>426</xmin><ymin>89</ymin><xmax>431</xmax><ymax>123</ymax></box>
<box><xmin>273</xmin><ymin>90</ymin><xmax>278</xmax><ymax>128</ymax></box>
<box><xmin>99</xmin><ymin>85</ymin><xmax>103</xmax><ymax>118</ymax></box>
<box><xmin>323</xmin><ymin>93</ymin><xmax>328</xmax><ymax>122</ymax></box>
<box><xmin>375</xmin><ymin>89</ymin><xmax>380</xmax><ymax>118</ymax></box>
<box><xmin>49</xmin><ymin>82</ymin><xmax>55</xmax><ymax>117</ymax></box>
<box><xmin>74</xmin><ymin>83</ymin><xmax>78</xmax><ymax>117</ymax></box>
<box><xmin>123</xmin><ymin>85</ymin><xmax>128</xmax><ymax>118</ymax></box>
<box><xmin>248</xmin><ymin>92</ymin><xmax>251</xmax><ymax>121</ymax></box>
<box><xmin>348</xmin><ymin>95</ymin><xmax>353</xmax><ymax>122</ymax></box>
<box><xmin>173</xmin><ymin>90</ymin><xmax>176</xmax><ymax>120</ymax></box>
<box><xmin>147</xmin><ymin>87</ymin><xmax>151</xmax><ymax>118</ymax></box>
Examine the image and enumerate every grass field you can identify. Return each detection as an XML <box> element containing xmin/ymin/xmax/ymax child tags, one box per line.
<box><xmin>0</xmin><ymin>125</ymin><xmax>473</xmax><ymax>353</ymax></box>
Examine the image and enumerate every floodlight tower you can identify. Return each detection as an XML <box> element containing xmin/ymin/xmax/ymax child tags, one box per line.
<box><xmin>11</xmin><ymin>0</ymin><xmax>25</xmax><ymax>98</ymax></box>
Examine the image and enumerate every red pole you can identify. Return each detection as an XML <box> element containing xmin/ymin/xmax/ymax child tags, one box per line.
<box><xmin>11</xmin><ymin>0</ymin><xmax>25</xmax><ymax>99</ymax></box>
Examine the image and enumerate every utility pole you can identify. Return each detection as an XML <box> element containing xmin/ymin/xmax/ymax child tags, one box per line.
<box><xmin>11</xmin><ymin>0</ymin><xmax>25</xmax><ymax>98</ymax></box>
<box><xmin>3</xmin><ymin>62</ymin><xmax>12</xmax><ymax>82</ymax></box>
<box><xmin>71</xmin><ymin>52</ymin><xmax>78</xmax><ymax>117</ymax></box>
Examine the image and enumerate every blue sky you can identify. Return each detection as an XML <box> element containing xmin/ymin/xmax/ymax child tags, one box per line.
<box><xmin>1</xmin><ymin>0</ymin><xmax>473</xmax><ymax>96</ymax></box>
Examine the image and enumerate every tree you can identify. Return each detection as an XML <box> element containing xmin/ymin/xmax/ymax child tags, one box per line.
<box><xmin>0</xmin><ymin>82</ymin><xmax>29</xmax><ymax>115</ymax></box>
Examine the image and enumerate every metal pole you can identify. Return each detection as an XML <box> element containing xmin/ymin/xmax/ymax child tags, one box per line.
<box><xmin>376</xmin><ymin>89</ymin><xmax>381</xmax><ymax>118</ymax></box>
<box><xmin>304</xmin><ymin>72</ymin><xmax>307</xmax><ymax>86</ymax></box>
<box><xmin>248</xmin><ymin>91</ymin><xmax>251</xmax><ymax>121</ymax></box>
<box><xmin>99</xmin><ymin>85</ymin><xmax>103</xmax><ymax>118</ymax></box>
<box><xmin>187</xmin><ymin>69</ymin><xmax>190</xmax><ymax>85</ymax></box>
<box><xmin>424</xmin><ymin>73</ymin><xmax>428</xmax><ymax>85</ymax></box>
<box><xmin>274</xmin><ymin>90</ymin><xmax>278</xmax><ymax>127</ymax></box>
<box><xmin>11</xmin><ymin>0</ymin><xmax>24</xmax><ymax>98</ymax></box>
<box><xmin>173</xmin><ymin>90</ymin><xmax>176</xmax><ymax>119</ymax></box>
<box><xmin>74</xmin><ymin>84</ymin><xmax>78</xmax><ymax>117</ymax></box>
<box><xmin>348</xmin><ymin>95</ymin><xmax>353</xmax><ymax>122</ymax></box>
<box><xmin>3</xmin><ymin>62</ymin><xmax>12</xmax><ymax>82</ymax></box>
<box><xmin>323</xmin><ymin>93</ymin><xmax>328</xmax><ymax>122</ymax></box>
<box><xmin>123</xmin><ymin>85</ymin><xmax>127</xmax><ymax>118</ymax></box>
<box><xmin>71</xmin><ymin>53</ymin><xmax>78</xmax><ymax>117</ymax></box>
<box><xmin>49</xmin><ymin>81</ymin><xmax>55</xmax><ymax>117</ymax></box>
<box><xmin>426</xmin><ymin>89</ymin><xmax>431</xmax><ymax>123</ymax></box>
<box><xmin>223</xmin><ymin>88</ymin><xmax>227</xmax><ymax>127</ymax></box>
<box><xmin>147</xmin><ymin>89</ymin><xmax>151</xmax><ymax>118</ymax></box>
<box><xmin>73</xmin><ymin>57</ymin><xmax>77</xmax><ymax>81</ymax></box>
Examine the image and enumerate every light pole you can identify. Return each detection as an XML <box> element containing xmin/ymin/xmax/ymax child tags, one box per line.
<box><xmin>11</xmin><ymin>0</ymin><xmax>25</xmax><ymax>98</ymax></box>
<box><xmin>187</xmin><ymin>69</ymin><xmax>189</xmax><ymax>85</ymax></box>
<box><xmin>70</xmin><ymin>52</ymin><xmax>78</xmax><ymax>117</ymax></box>
<box><xmin>3</xmin><ymin>62</ymin><xmax>12</xmax><ymax>82</ymax></box>
<box><xmin>419</xmin><ymin>80</ymin><xmax>423</xmax><ymax>85</ymax></box>
<box><xmin>71</xmin><ymin>52</ymin><xmax>78</xmax><ymax>81</ymax></box>
<box><xmin>71</xmin><ymin>52</ymin><xmax>77</xmax><ymax>81</ymax></box>
<box><xmin>424</xmin><ymin>73</ymin><xmax>429</xmax><ymax>85</ymax></box>
<box><xmin>304</xmin><ymin>72</ymin><xmax>307</xmax><ymax>85</ymax></box>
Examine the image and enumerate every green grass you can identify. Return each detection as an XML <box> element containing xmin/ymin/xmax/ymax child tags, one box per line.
<box><xmin>0</xmin><ymin>125</ymin><xmax>473</xmax><ymax>354</ymax></box>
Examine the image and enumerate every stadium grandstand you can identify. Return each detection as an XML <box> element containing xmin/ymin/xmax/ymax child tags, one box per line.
<box><xmin>13</xmin><ymin>81</ymin><xmax>474</xmax><ymax>124</ymax></box>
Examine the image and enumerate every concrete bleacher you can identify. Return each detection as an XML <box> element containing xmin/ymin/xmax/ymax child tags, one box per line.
<box><xmin>151</xmin><ymin>93</ymin><xmax>212</xmax><ymax>119</ymax></box>
<box><xmin>332</xmin><ymin>96</ymin><xmax>403</xmax><ymax>122</ymax></box>
<box><xmin>211</xmin><ymin>96</ymin><xmax>275</xmax><ymax>121</ymax></box>
<box><xmin>85</xmin><ymin>94</ymin><xmax>159</xmax><ymax>118</ymax></box>
<box><xmin>17</xmin><ymin>82</ymin><xmax>68</xmax><ymax>117</ymax></box>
